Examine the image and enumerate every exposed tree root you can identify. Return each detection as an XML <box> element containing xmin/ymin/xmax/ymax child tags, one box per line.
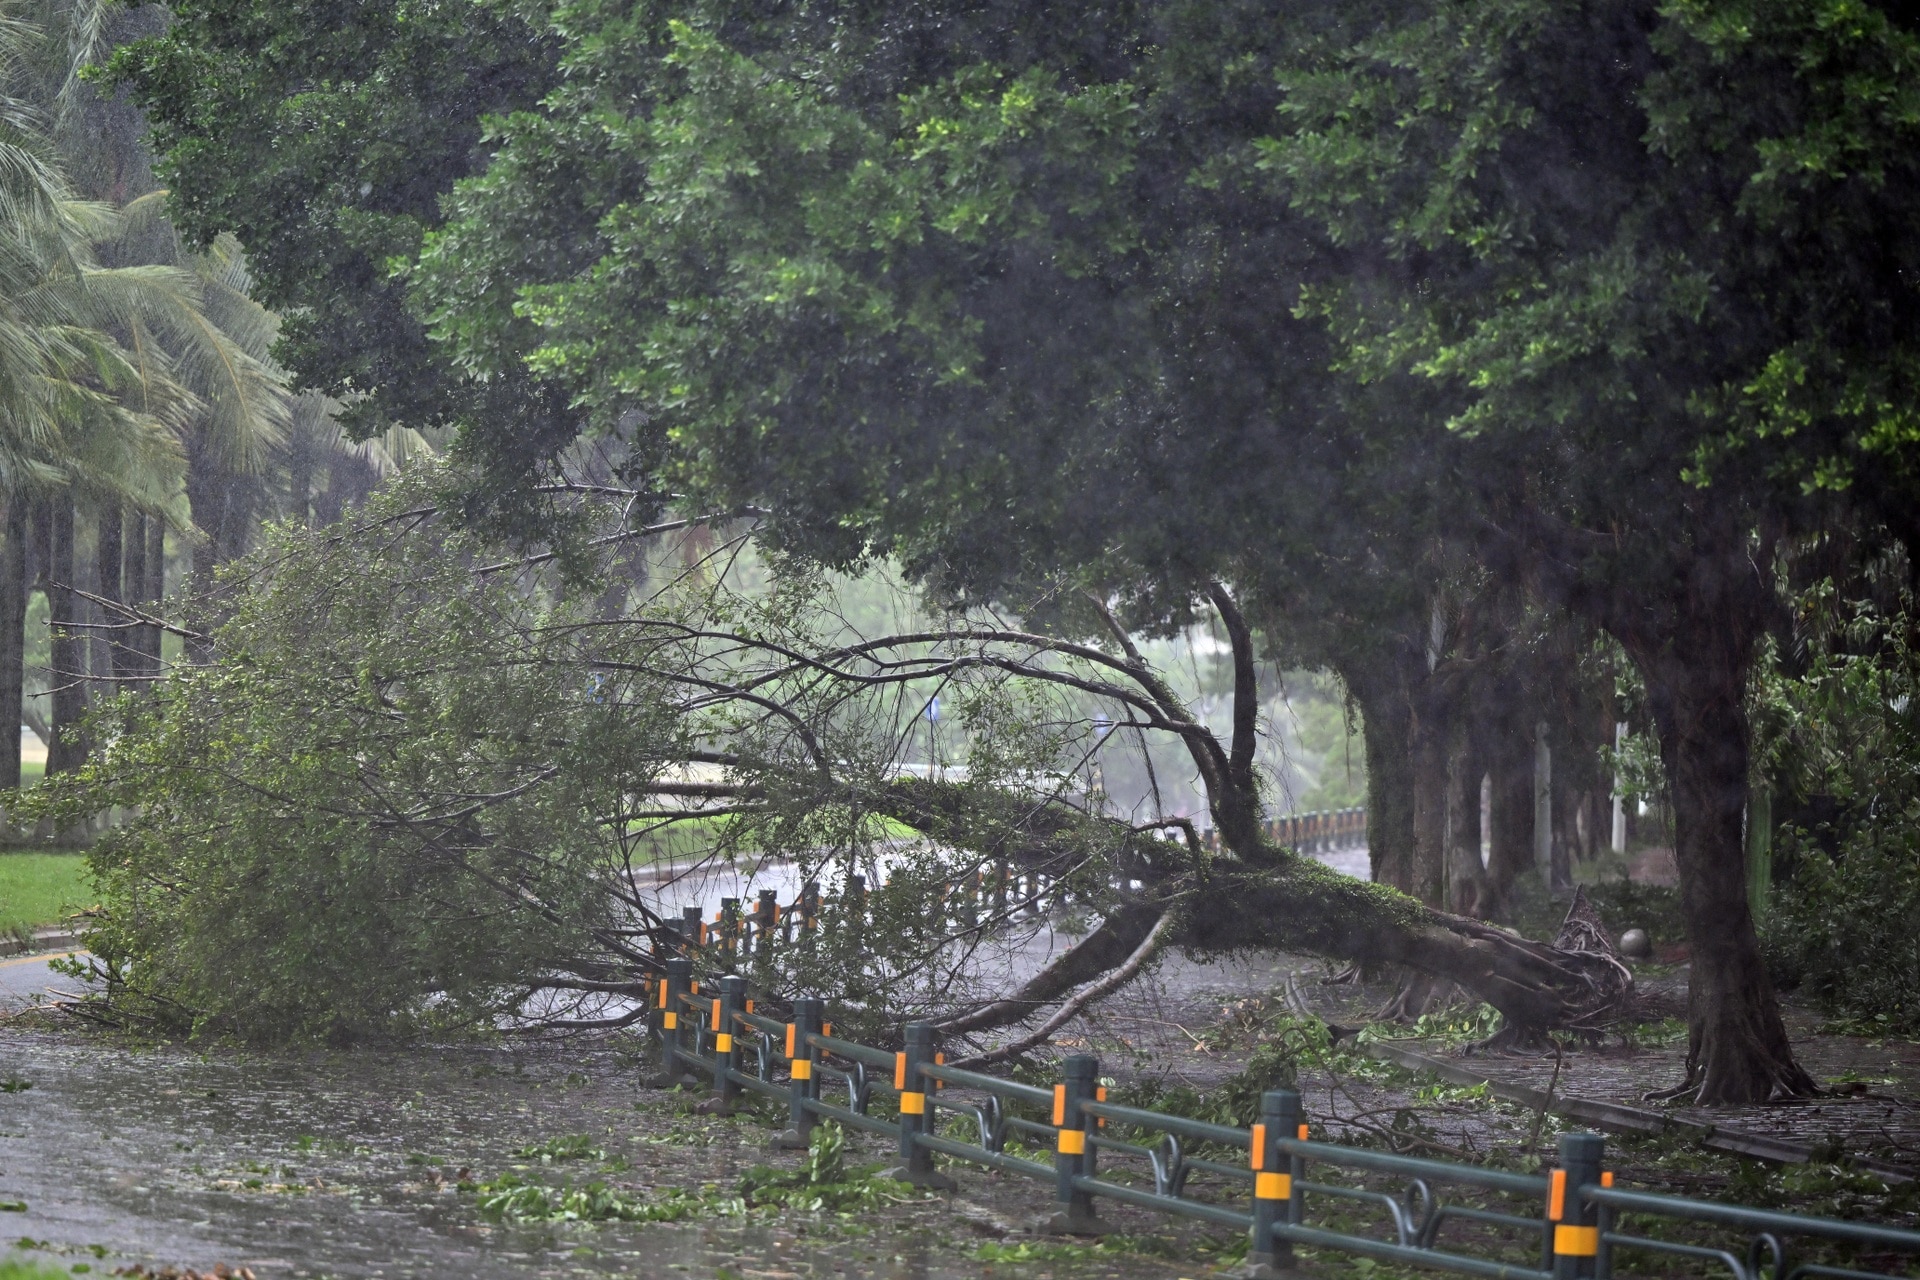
<box><xmin>1375</xmin><ymin>971</ymin><xmax>1461</xmax><ymax>1024</ymax></box>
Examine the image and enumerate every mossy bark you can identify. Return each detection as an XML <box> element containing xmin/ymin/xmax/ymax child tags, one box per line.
<box><xmin>1180</xmin><ymin>855</ymin><xmax>1609</xmax><ymax>1029</ymax></box>
<box><xmin>885</xmin><ymin>776</ymin><xmax>1622</xmax><ymax>1039</ymax></box>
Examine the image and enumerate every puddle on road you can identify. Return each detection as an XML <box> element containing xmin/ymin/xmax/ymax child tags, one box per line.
<box><xmin>0</xmin><ymin>1028</ymin><xmax>1210</xmax><ymax>1279</ymax></box>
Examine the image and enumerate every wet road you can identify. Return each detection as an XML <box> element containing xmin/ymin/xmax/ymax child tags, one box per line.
<box><xmin>0</xmin><ymin>947</ymin><xmax>87</xmax><ymax>1010</ymax></box>
<box><xmin>0</xmin><ymin>1030</ymin><xmax>1223</xmax><ymax>1279</ymax></box>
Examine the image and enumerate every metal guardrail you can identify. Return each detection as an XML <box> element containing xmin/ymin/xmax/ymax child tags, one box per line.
<box><xmin>643</xmin><ymin>959</ymin><xmax>1920</xmax><ymax>1280</ymax></box>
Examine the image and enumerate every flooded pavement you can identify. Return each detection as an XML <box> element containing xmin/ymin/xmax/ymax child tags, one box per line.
<box><xmin>0</xmin><ymin>848</ymin><xmax>1376</xmax><ymax>1278</ymax></box>
<box><xmin>0</xmin><ymin>1027</ymin><xmax>1223</xmax><ymax>1280</ymax></box>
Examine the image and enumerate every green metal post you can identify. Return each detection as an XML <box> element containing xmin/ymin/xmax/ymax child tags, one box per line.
<box><xmin>755</xmin><ymin>889</ymin><xmax>777</xmax><ymax>965</ymax></box>
<box><xmin>1246</xmin><ymin>1089</ymin><xmax>1301</xmax><ymax>1276</ymax></box>
<box><xmin>642</xmin><ymin>956</ymin><xmax>702</xmax><ymax>1087</ymax></box>
<box><xmin>774</xmin><ymin>995</ymin><xmax>822</xmax><ymax>1149</ymax></box>
<box><xmin>1553</xmin><ymin>1132</ymin><xmax>1604</xmax><ymax>1280</ymax></box>
<box><xmin>662</xmin><ymin>957</ymin><xmax>692</xmax><ymax>1072</ymax></box>
<box><xmin>714</xmin><ymin>974</ymin><xmax>744</xmax><ymax>1112</ymax></box>
<box><xmin>1045</xmin><ymin>1053</ymin><xmax>1106</xmax><ymax>1234</ymax></box>
<box><xmin>884</xmin><ymin>1022</ymin><xmax>955</xmax><ymax>1189</ymax></box>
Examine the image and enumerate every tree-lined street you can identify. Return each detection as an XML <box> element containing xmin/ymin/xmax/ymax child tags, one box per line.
<box><xmin>7</xmin><ymin>1</ymin><xmax>1920</xmax><ymax>1276</ymax></box>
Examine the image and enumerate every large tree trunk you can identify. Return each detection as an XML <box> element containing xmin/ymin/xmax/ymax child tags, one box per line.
<box><xmin>1447</xmin><ymin>725</ymin><xmax>1491</xmax><ymax>917</ymax></box>
<box><xmin>1350</xmin><ymin>664</ymin><xmax>1415</xmax><ymax>893</ymax></box>
<box><xmin>1185</xmin><ymin>856</ymin><xmax>1620</xmax><ymax>1029</ymax></box>
<box><xmin>95</xmin><ymin>503</ymin><xmax>124</xmax><ymax>694</ymax></box>
<box><xmin>883</xmin><ymin>772</ymin><xmax>1629</xmax><ymax>1042</ymax></box>
<box><xmin>141</xmin><ymin>516</ymin><xmax>165</xmax><ymax>680</ymax></box>
<box><xmin>0</xmin><ymin>493</ymin><xmax>26</xmax><ymax>796</ymax></box>
<box><xmin>1485</xmin><ymin>731</ymin><xmax>1535</xmax><ymax>909</ymax></box>
<box><xmin>1635</xmin><ymin>627</ymin><xmax>1814</xmax><ymax>1103</ymax></box>
<box><xmin>783</xmin><ymin>589</ymin><xmax>1636</xmax><ymax>1053</ymax></box>
<box><xmin>118</xmin><ymin>511</ymin><xmax>146</xmax><ymax>684</ymax></box>
<box><xmin>43</xmin><ymin>496</ymin><xmax>88</xmax><ymax>775</ymax></box>
<box><xmin>891</xmin><ymin>596</ymin><xmax>1628</xmax><ymax>1044</ymax></box>
<box><xmin>1409</xmin><ymin>671</ymin><xmax>1450</xmax><ymax>907</ymax></box>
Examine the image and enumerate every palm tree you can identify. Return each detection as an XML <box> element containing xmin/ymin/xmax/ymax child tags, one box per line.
<box><xmin>0</xmin><ymin>0</ymin><xmax>290</xmax><ymax>777</ymax></box>
<box><xmin>0</xmin><ymin>0</ymin><xmax>426</xmax><ymax>783</ymax></box>
<box><xmin>95</xmin><ymin>199</ymin><xmax>288</xmax><ymax>672</ymax></box>
<box><xmin>0</xmin><ymin>133</ymin><xmax>192</xmax><ymax>781</ymax></box>
<box><xmin>0</xmin><ymin>162</ymin><xmax>284</xmax><ymax>783</ymax></box>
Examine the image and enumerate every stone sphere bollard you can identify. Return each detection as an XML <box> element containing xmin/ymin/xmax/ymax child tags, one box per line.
<box><xmin>1619</xmin><ymin>927</ymin><xmax>1652</xmax><ymax>959</ymax></box>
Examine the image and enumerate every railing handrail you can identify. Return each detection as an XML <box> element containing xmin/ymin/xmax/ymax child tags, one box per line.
<box><xmin>644</xmin><ymin>932</ymin><xmax>1919</xmax><ymax>1280</ymax></box>
<box><xmin>1589</xmin><ymin>1185</ymin><xmax>1920</xmax><ymax>1252</ymax></box>
<box><xmin>1277</xmin><ymin>1135</ymin><xmax>1549</xmax><ymax>1198</ymax></box>
<box><xmin>808</xmin><ymin>1030</ymin><xmax>895</xmax><ymax>1070</ymax></box>
<box><xmin>1078</xmin><ymin>1098</ymin><xmax>1249</xmax><ymax>1147</ymax></box>
<box><xmin>922</xmin><ymin>1060</ymin><xmax>1055</xmax><ymax>1106</ymax></box>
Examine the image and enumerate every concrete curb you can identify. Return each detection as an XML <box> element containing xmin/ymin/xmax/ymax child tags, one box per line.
<box><xmin>0</xmin><ymin>927</ymin><xmax>82</xmax><ymax>958</ymax></box>
<box><xmin>1363</xmin><ymin>1040</ymin><xmax>1916</xmax><ymax>1182</ymax></box>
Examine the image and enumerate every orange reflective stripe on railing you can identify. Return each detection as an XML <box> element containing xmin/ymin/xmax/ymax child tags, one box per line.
<box><xmin>1553</xmin><ymin>1225</ymin><xmax>1598</xmax><ymax>1257</ymax></box>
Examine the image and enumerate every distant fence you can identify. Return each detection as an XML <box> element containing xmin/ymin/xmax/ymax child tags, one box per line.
<box><xmin>649</xmin><ymin>860</ymin><xmax>1074</xmax><ymax>961</ymax></box>
<box><xmin>649</xmin><ymin>807</ymin><xmax>1371</xmax><ymax>957</ymax></box>
<box><xmin>1201</xmin><ymin>806</ymin><xmax>1369</xmax><ymax>855</ymax></box>
<box><xmin>640</xmin><ymin>947</ymin><xmax>1920</xmax><ymax>1279</ymax></box>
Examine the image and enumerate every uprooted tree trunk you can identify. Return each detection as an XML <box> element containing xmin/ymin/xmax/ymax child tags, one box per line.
<box><xmin>838</xmin><ymin>585</ymin><xmax>1633</xmax><ymax>1053</ymax></box>
<box><xmin>873</xmin><ymin>773</ymin><xmax>1629</xmax><ymax>1048</ymax></box>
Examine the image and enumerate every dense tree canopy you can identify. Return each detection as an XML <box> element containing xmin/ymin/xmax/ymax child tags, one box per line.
<box><xmin>108</xmin><ymin>0</ymin><xmax>1920</xmax><ymax>1099</ymax></box>
<box><xmin>105</xmin><ymin>0</ymin><xmax>561</xmax><ymax>441</ymax></box>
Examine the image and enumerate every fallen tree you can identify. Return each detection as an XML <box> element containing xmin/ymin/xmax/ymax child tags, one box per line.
<box><xmin>34</xmin><ymin>475</ymin><xmax>1627</xmax><ymax>1048</ymax></box>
